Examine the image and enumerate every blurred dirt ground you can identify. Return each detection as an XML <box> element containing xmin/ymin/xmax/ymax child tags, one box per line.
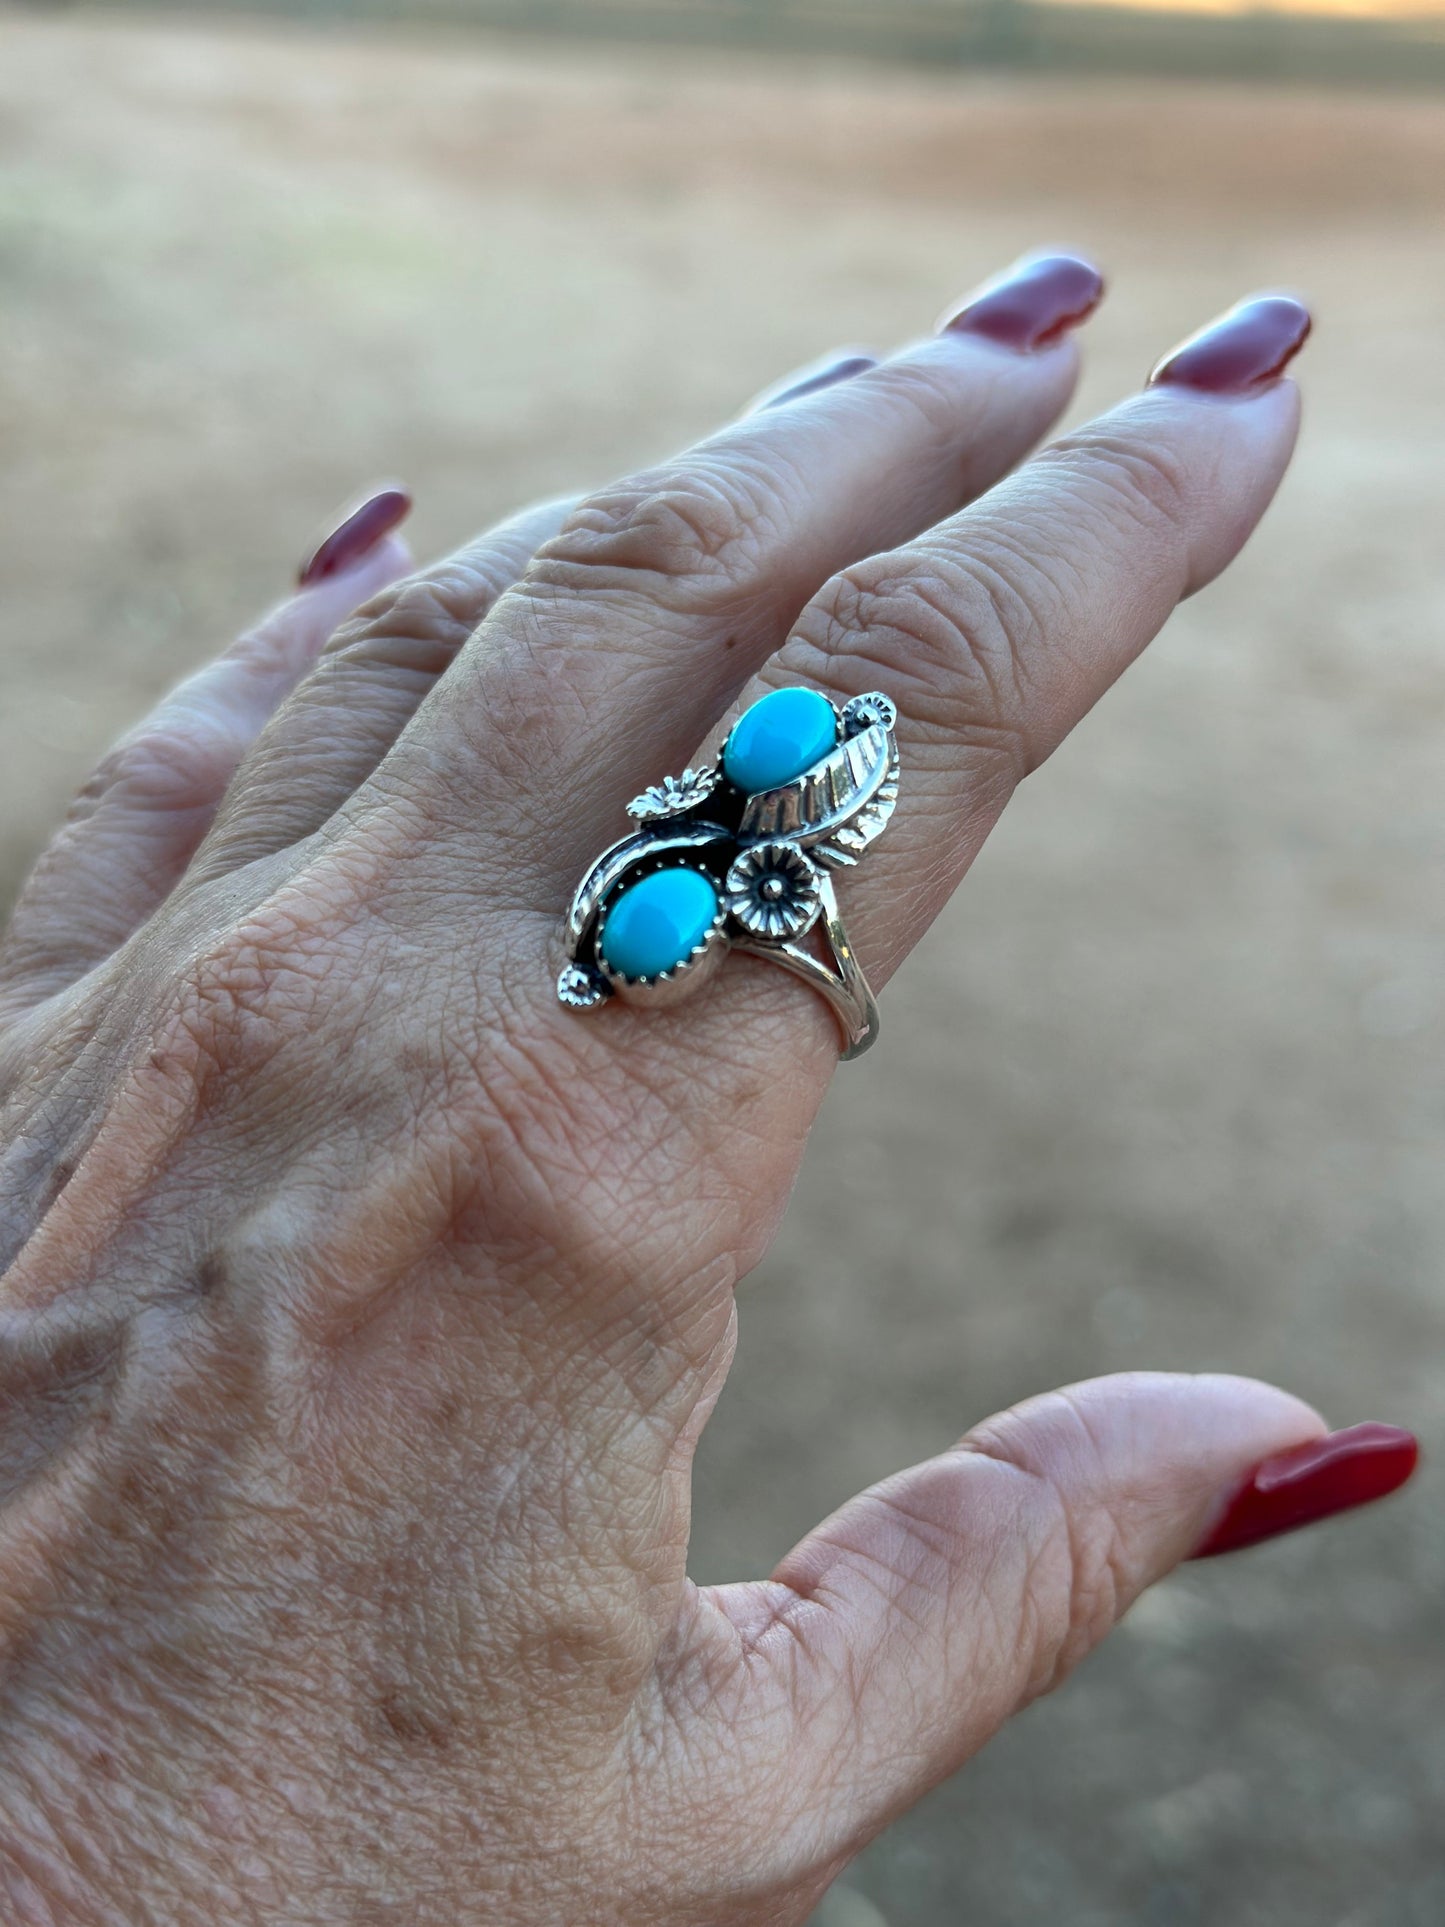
<box><xmin>2</xmin><ymin>9</ymin><xmax>1443</xmax><ymax>1923</ymax></box>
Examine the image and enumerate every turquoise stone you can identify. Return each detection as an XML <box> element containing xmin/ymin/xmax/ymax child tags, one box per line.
<box><xmin>600</xmin><ymin>868</ymin><xmax>719</xmax><ymax>980</ymax></box>
<box><xmin>722</xmin><ymin>687</ymin><xmax>837</xmax><ymax>794</ymax></box>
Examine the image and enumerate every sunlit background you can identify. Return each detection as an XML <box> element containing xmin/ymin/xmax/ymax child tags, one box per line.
<box><xmin>2</xmin><ymin>3</ymin><xmax>1443</xmax><ymax>1923</ymax></box>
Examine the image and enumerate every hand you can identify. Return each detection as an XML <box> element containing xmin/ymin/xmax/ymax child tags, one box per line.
<box><xmin>0</xmin><ymin>256</ymin><xmax>1413</xmax><ymax>1925</ymax></box>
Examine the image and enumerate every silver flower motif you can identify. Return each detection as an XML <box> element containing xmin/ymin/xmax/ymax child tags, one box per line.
<box><xmin>627</xmin><ymin>765</ymin><xmax>721</xmax><ymax>824</ymax></box>
<box><xmin>841</xmin><ymin>690</ymin><xmax>898</xmax><ymax>737</ymax></box>
<box><xmin>556</xmin><ymin>963</ymin><xmax>609</xmax><ymax>1010</ymax></box>
<box><xmin>725</xmin><ymin>840</ymin><xmax>822</xmax><ymax>943</ymax></box>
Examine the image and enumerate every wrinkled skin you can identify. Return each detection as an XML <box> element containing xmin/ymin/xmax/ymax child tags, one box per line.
<box><xmin>0</xmin><ymin>297</ymin><xmax>1325</xmax><ymax>1925</ymax></box>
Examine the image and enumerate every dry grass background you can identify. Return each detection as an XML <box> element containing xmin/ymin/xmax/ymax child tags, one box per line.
<box><xmin>1</xmin><ymin>8</ymin><xmax>1443</xmax><ymax>1922</ymax></box>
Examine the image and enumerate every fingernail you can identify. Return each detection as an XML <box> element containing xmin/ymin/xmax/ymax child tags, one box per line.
<box><xmin>1190</xmin><ymin>1422</ymin><xmax>1419</xmax><ymax>1560</ymax></box>
<box><xmin>758</xmin><ymin>354</ymin><xmax>878</xmax><ymax>411</ymax></box>
<box><xmin>298</xmin><ymin>486</ymin><xmax>412</xmax><ymax>586</ymax></box>
<box><xmin>942</xmin><ymin>253</ymin><xmax>1105</xmax><ymax>352</ymax></box>
<box><xmin>1149</xmin><ymin>295</ymin><xmax>1312</xmax><ymax>395</ymax></box>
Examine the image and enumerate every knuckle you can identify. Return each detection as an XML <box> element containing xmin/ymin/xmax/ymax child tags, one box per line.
<box><xmin>529</xmin><ymin>455</ymin><xmax>787</xmax><ymax>609</ymax></box>
<box><xmin>156</xmin><ymin>895</ymin><xmax>357</xmax><ymax>1091</ymax></box>
<box><xmin>961</xmin><ymin>1394</ymin><xmax>1132</xmax><ymax>1705</ymax></box>
<box><xmin>1045</xmin><ymin>426</ymin><xmax>1195</xmax><ymax>545</ymax></box>
<box><xmin>77</xmin><ymin>723</ymin><xmax>240</xmax><ymax>819</ymax></box>
<box><xmin>321</xmin><ymin>563</ymin><xmax>490</xmax><ymax>680</ymax></box>
<box><xmin>1054</xmin><ymin>1508</ymin><xmax>1129</xmax><ymax>1684</ymax></box>
<box><xmin>221</xmin><ymin>617</ymin><xmax>302</xmax><ymax>684</ymax></box>
<box><xmin>871</xmin><ymin>355</ymin><xmax>980</xmax><ymax>448</ymax></box>
<box><xmin>796</xmin><ymin>549</ymin><xmax>1049</xmax><ymax>775</ymax></box>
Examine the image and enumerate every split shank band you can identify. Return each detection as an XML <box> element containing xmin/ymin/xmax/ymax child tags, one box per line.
<box><xmin>557</xmin><ymin>687</ymin><xmax>900</xmax><ymax>1059</ymax></box>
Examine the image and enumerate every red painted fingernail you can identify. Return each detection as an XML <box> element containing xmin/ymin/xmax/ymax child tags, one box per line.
<box><xmin>1191</xmin><ymin>1422</ymin><xmax>1419</xmax><ymax>1560</ymax></box>
<box><xmin>1149</xmin><ymin>295</ymin><xmax>1312</xmax><ymax>395</ymax></box>
<box><xmin>760</xmin><ymin>354</ymin><xmax>878</xmax><ymax>411</ymax></box>
<box><xmin>298</xmin><ymin>486</ymin><xmax>412</xmax><ymax>586</ymax></box>
<box><xmin>942</xmin><ymin>253</ymin><xmax>1105</xmax><ymax>352</ymax></box>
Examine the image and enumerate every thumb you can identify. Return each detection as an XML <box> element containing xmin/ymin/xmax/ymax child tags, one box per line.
<box><xmin>695</xmin><ymin>1373</ymin><xmax>1414</xmax><ymax>1890</ymax></box>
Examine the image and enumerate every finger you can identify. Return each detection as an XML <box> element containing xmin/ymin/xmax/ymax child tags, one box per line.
<box><xmin>681</xmin><ymin>1375</ymin><xmax>1413</xmax><ymax>1885</ymax></box>
<box><xmin>0</xmin><ymin>519</ymin><xmax>410</xmax><ymax>1014</ymax></box>
<box><xmin>195</xmin><ymin>319</ymin><xmax>953</xmax><ymax>879</ymax></box>
<box><xmin>189</xmin><ymin>494</ymin><xmax>575</xmax><ymax>880</ymax></box>
<box><xmin>740</xmin><ymin>297</ymin><xmax>1312</xmax><ymax>995</ymax></box>
<box><xmin>384</xmin><ymin>253</ymin><xmax>1104</xmax><ymax>879</ymax></box>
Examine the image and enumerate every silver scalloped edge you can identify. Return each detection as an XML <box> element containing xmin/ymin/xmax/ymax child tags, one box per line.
<box><xmin>596</xmin><ymin>918</ymin><xmax>722</xmax><ymax>988</ymax></box>
<box><xmin>594</xmin><ymin>892</ymin><xmax>730</xmax><ymax>1007</ymax></box>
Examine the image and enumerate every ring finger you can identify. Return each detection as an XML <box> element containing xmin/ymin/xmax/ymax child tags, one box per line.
<box><xmin>758</xmin><ymin>294</ymin><xmax>1312</xmax><ymax>993</ymax></box>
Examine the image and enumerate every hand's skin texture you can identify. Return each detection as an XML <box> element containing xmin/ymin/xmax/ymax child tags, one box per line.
<box><xmin>0</xmin><ymin>265</ymin><xmax>1355</xmax><ymax>1925</ymax></box>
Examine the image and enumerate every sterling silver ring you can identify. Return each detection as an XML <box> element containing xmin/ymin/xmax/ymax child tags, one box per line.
<box><xmin>557</xmin><ymin>687</ymin><xmax>899</xmax><ymax>1059</ymax></box>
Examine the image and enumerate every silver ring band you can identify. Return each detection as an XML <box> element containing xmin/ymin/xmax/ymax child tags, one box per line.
<box><xmin>730</xmin><ymin>870</ymin><xmax>879</xmax><ymax>1058</ymax></box>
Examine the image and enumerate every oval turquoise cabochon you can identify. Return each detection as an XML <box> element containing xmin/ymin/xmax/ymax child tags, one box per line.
<box><xmin>722</xmin><ymin>686</ymin><xmax>838</xmax><ymax>794</ymax></box>
<box><xmin>600</xmin><ymin>868</ymin><xmax>720</xmax><ymax>981</ymax></box>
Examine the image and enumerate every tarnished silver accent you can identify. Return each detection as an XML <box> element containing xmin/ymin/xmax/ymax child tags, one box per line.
<box><xmin>558</xmin><ymin>689</ymin><xmax>899</xmax><ymax>1058</ymax></box>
